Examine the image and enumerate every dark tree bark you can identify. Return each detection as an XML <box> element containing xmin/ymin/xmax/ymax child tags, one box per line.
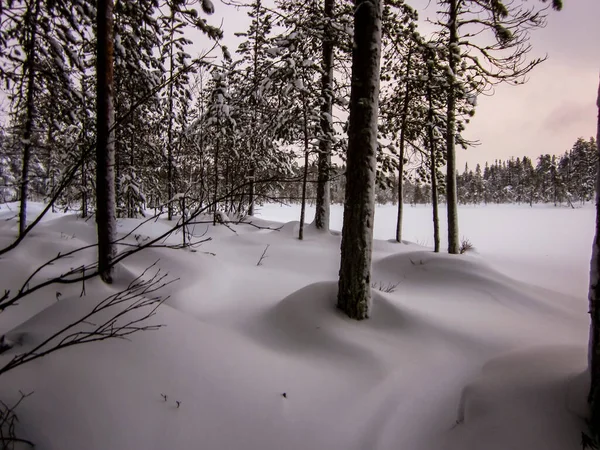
<box><xmin>337</xmin><ymin>0</ymin><xmax>383</xmax><ymax>320</ymax></box>
<box><xmin>429</xmin><ymin>143</ymin><xmax>440</xmax><ymax>253</ymax></box>
<box><xmin>445</xmin><ymin>0</ymin><xmax>459</xmax><ymax>254</ymax></box>
<box><xmin>96</xmin><ymin>0</ymin><xmax>117</xmax><ymax>283</ymax></box>
<box><xmin>248</xmin><ymin>167</ymin><xmax>255</xmax><ymax>216</ymax></box>
<box><xmin>18</xmin><ymin>0</ymin><xmax>41</xmax><ymax>237</ymax></box>
<box><xmin>248</xmin><ymin>0</ymin><xmax>261</xmax><ymax>218</ymax></box>
<box><xmin>426</xmin><ymin>55</ymin><xmax>440</xmax><ymax>253</ymax></box>
<box><xmin>213</xmin><ymin>116</ymin><xmax>220</xmax><ymax>225</ymax></box>
<box><xmin>128</xmin><ymin>127</ymin><xmax>135</xmax><ymax>218</ymax></box>
<box><xmin>81</xmin><ymin>77</ymin><xmax>89</xmax><ymax>218</ymax></box>
<box><xmin>313</xmin><ymin>0</ymin><xmax>334</xmax><ymax>231</ymax></box>
<box><xmin>395</xmin><ymin>45</ymin><xmax>413</xmax><ymax>243</ymax></box>
<box><xmin>588</xmin><ymin>77</ymin><xmax>600</xmax><ymax>433</ymax></box>
<box><xmin>299</xmin><ymin>102</ymin><xmax>310</xmax><ymax>240</ymax></box>
<box><xmin>166</xmin><ymin>6</ymin><xmax>176</xmax><ymax>221</ymax></box>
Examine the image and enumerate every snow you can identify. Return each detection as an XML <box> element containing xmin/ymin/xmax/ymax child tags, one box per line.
<box><xmin>0</xmin><ymin>201</ymin><xmax>592</xmax><ymax>449</ymax></box>
<box><xmin>257</xmin><ymin>202</ymin><xmax>594</xmax><ymax>299</ymax></box>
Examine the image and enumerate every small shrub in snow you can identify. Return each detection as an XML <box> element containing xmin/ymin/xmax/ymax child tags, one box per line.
<box><xmin>581</xmin><ymin>431</ymin><xmax>598</xmax><ymax>450</ymax></box>
<box><xmin>459</xmin><ymin>238</ymin><xmax>475</xmax><ymax>254</ymax></box>
<box><xmin>371</xmin><ymin>281</ymin><xmax>401</xmax><ymax>293</ymax></box>
<box><xmin>0</xmin><ymin>390</ymin><xmax>35</xmax><ymax>449</ymax></box>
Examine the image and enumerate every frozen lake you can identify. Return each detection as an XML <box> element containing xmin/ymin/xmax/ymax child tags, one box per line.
<box><xmin>257</xmin><ymin>202</ymin><xmax>596</xmax><ymax>300</ymax></box>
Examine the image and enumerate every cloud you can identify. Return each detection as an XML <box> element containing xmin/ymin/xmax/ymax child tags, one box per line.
<box><xmin>542</xmin><ymin>101</ymin><xmax>596</xmax><ymax>135</ymax></box>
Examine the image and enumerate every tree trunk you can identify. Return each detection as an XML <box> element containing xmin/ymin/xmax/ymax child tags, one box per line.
<box><xmin>314</xmin><ymin>0</ymin><xmax>334</xmax><ymax>231</ymax></box>
<box><xmin>337</xmin><ymin>0</ymin><xmax>383</xmax><ymax>320</ymax></box>
<box><xmin>299</xmin><ymin>102</ymin><xmax>310</xmax><ymax>240</ymax></box>
<box><xmin>248</xmin><ymin>167</ymin><xmax>255</xmax><ymax>216</ymax></box>
<box><xmin>213</xmin><ymin>124</ymin><xmax>220</xmax><ymax>226</ymax></box>
<box><xmin>431</xmin><ymin>161</ymin><xmax>440</xmax><ymax>253</ymax></box>
<box><xmin>96</xmin><ymin>0</ymin><xmax>117</xmax><ymax>283</ymax></box>
<box><xmin>198</xmin><ymin>82</ymin><xmax>206</xmax><ymax>209</ymax></box>
<box><xmin>248</xmin><ymin>0</ymin><xmax>261</xmax><ymax>218</ymax></box>
<box><xmin>428</xmin><ymin>145</ymin><xmax>440</xmax><ymax>253</ymax></box>
<box><xmin>395</xmin><ymin>45</ymin><xmax>413</xmax><ymax>243</ymax></box>
<box><xmin>167</xmin><ymin>6</ymin><xmax>175</xmax><ymax>221</ymax></box>
<box><xmin>588</xmin><ymin>77</ymin><xmax>600</xmax><ymax>433</ymax></box>
<box><xmin>426</xmin><ymin>56</ymin><xmax>440</xmax><ymax>253</ymax></box>
<box><xmin>128</xmin><ymin>130</ymin><xmax>135</xmax><ymax>218</ymax></box>
<box><xmin>181</xmin><ymin>195</ymin><xmax>187</xmax><ymax>248</ymax></box>
<box><xmin>395</xmin><ymin>147</ymin><xmax>404</xmax><ymax>240</ymax></box>
<box><xmin>224</xmin><ymin>155</ymin><xmax>230</xmax><ymax>213</ymax></box>
<box><xmin>81</xmin><ymin>149</ymin><xmax>87</xmax><ymax>217</ymax></box>
<box><xmin>445</xmin><ymin>0</ymin><xmax>460</xmax><ymax>254</ymax></box>
<box><xmin>81</xmin><ymin>78</ymin><xmax>88</xmax><ymax>218</ymax></box>
<box><xmin>18</xmin><ymin>0</ymin><xmax>41</xmax><ymax>237</ymax></box>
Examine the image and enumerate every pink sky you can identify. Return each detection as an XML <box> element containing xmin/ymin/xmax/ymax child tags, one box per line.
<box><xmin>415</xmin><ymin>0</ymin><xmax>600</xmax><ymax>168</ymax></box>
<box><xmin>212</xmin><ymin>0</ymin><xmax>599</xmax><ymax>169</ymax></box>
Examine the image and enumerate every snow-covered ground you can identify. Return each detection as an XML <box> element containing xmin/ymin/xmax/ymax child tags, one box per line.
<box><xmin>0</xmin><ymin>202</ymin><xmax>592</xmax><ymax>450</ymax></box>
<box><xmin>257</xmin><ymin>202</ymin><xmax>595</xmax><ymax>299</ymax></box>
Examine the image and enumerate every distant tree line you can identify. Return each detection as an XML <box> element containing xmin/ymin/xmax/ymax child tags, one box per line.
<box><xmin>457</xmin><ymin>137</ymin><xmax>597</xmax><ymax>206</ymax></box>
<box><xmin>271</xmin><ymin>136</ymin><xmax>597</xmax><ymax>208</ymax></box>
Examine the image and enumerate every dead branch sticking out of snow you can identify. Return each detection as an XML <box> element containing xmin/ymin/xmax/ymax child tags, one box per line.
<box><xmin>0</xmin><ymin>263</ymin><xmax>176</xmax><ymax>377</ymax></box>
<box><xmin>257</xmin><ymin>244</ymin><xmax>270</xmax><ymax>266</ymax></box>
<box><xmin>0</xmin><ymin>390</ymin><xmax>35</xmax><ymax>449</ymax></box>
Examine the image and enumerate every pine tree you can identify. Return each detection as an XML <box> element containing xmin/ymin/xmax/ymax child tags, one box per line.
<box><xmin>96</xmin><ymin>0</ymin><xmax>117</xmax><ymax>283</ymax></box>
<box><xmin>378</xmin><ymin>0</ymin><xmax>419</xmax><ymax>243</ymax></box>
<box><xmin>159</xmin><ymin>0</ymin><xmax>220</xmax><ymax>220</ymax></box>
<box><xmin>235</xmin><ymin>0</ymin><xmax>277</xmax><ymax>216</ymax></box>
<box><xmin>424</xmin><ymin>44</ymin><xmax>443</xmax><ymax>252</ymax></box>
<box><xmin>266</xmin><ymin>1</ymin><xmax>324</xmax><ymax>238</ymax></box>
<box><xmin>313</xmin><ymin>0</ymin><xmax>335</xmax><ymax>231</ymax></box>
<box><xmin>435</xmin><ymin>0</ymin><xmax>547</xmax><ymax>253</ymax></box>
<box><xmin>205</xmin><ymin>65</ymin><xmax>235</xmax><ymax>222</ymax></box>
<box><xmin>113</xmin><ymin>0</ymin><xmax>163</xmax><ymax>218</ymax></box>
<box><xmin>337</xmin><ymin>0</ymin><xmax>383</xmax><ymax>320</ymax></box>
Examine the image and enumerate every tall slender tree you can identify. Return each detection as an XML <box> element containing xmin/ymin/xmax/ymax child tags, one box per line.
<box><xmin>378</xmin><ymin>0</ymin><xmax>419</xmax><ymax>243</ymax></box>
<box><xmin>436</xmin><ymin>0</ymin><xmax>548</xmax><ymax>253</ymax></box>
<box><xmin>313</xmin><ymin>0</ymin><xmax>334</xmax><ymax>231</ymax></box>
<box><xmin>588</xmin><ymin>76</ymin><xmax>600</xmax><ymax>435</ymax></box>
<box><xmin>425</xmin><ymin>45</ymin><xmax>442</xmax><ymax>253</ymax></box>
<box><xmin>16</xmin><ymin>0</ymin><xmax>41</xmax><ymax>236</ymax></box>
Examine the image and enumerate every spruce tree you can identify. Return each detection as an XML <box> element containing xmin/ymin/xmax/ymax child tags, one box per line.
<box><xmin>0</xmin><ymin>0</ymin><xmax>81</xmax><ymax>234</ymax></box>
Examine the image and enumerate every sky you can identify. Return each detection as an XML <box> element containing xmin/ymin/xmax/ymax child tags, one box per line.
<box><xmin>0</xmin><ymin>0</ymin><xmax>592</xmax><ymax>171</ymax></box>
<box><xmin>208</xmin><ymin>0</ymin><xmax>599</xmax><ymax>169</ymax></box>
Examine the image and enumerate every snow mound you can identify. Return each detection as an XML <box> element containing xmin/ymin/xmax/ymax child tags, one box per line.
<box><xmin>245</xmin><ymin>281</ymin><xmax>477</xmax><ymax>369</ymax></box>
<box><xmin>445</xmin><ymin>346</ymin><xmax>588</xmax><ymax>450</ymax></box>
<box><xmin>373</xmin><ymin>250</ymin><xmax>579</xmax><ymax>318</ymax></box>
